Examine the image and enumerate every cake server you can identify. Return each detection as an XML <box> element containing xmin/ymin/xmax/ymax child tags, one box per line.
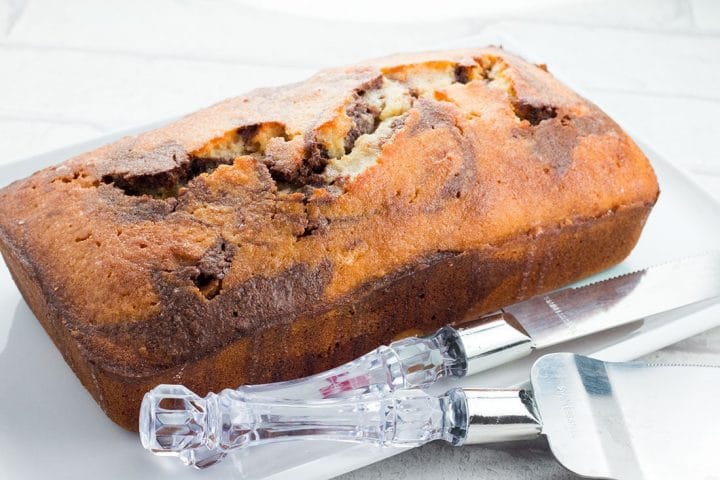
<box><xmin>140</xmin><ymin>353</ymin><xmax>720</xmax><ymax>479</ymax></box>
<box><xmin>206</xmin><ymin>254</ymin><xmax>719</xmax><ymax>401</ymax></box>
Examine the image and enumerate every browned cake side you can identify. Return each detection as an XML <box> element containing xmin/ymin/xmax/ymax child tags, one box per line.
<box><xmin>0</xmin><ymin>47</ymin><xmax>659</xmax><ymax>431</ymax></box>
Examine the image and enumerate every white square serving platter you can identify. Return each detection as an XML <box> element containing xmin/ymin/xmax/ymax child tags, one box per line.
<box><xmin>1</xmin><ymin>36</ymin><xmax>719</xmax><ymax>480</ymax></box>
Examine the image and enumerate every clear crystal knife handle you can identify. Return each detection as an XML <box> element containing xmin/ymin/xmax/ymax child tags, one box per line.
<box><xmin>140</xmin><ymin>385</ymin><xmax>542</xmax><ymax>467</ymax></box>
<box><xmin>208</xmin><ymin>312</ymin><xmax>533</xmax><ymax>402</ymax></box>
<box><xmin>237</xmin><ymin>326</ymin><xmax>464</xmax><ymax>401</ymax></box>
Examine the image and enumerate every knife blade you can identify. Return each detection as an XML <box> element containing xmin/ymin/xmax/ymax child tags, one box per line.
<box><xmin>454</xmin><ymin>253</ymin><xmax>720</xmax><ymax>375</ymax></box>
<box><xmin>500</xmin><ymin>253</ymin><xmax>720</xmax><ymax>349</ymax></box>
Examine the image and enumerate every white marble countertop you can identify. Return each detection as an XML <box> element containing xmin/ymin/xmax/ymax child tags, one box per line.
<box><xmin>1</xmin><ymin>0</ymin><xmax>719</xmax><ymax>478</ymax></box>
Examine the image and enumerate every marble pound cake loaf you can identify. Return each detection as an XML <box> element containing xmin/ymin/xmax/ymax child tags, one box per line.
<box><xmin>0</xmin><ymin>48</ymin><xmax>659</xmax><ymax>431</ymax></box>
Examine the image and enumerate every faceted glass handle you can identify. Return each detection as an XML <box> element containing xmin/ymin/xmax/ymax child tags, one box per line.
<box><xmin>221</xmin><ymin>326</ymin><xmax>464</xmax><ymax>401</ymax></box>
<box><xmin>144</xmin><ymin>326</ymin><xmax>466</xmax><ymax>468</ymax></box>
<box><xmin>140</xmin><ymin>385</ymin><xmax>469</xmax><ymax>465</ymax></box>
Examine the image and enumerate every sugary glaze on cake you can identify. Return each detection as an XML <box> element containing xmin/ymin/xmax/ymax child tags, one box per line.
<box><xmin>0</xmin><ymin>47</ymin><xmax>659</xmax><ymax>430</ymax></box>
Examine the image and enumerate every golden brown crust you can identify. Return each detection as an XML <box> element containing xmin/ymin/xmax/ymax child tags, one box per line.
<box><xmin>0</xmin><ymin>47</ymin><xmax>659</xmax><ymax>431</ymax></box>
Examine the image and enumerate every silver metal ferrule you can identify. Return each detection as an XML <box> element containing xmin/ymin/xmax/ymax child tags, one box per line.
<box><xmin>462</xmin><ymin>388</ymin><xmax>542</xmax><ymax>444</ymax></box>
<box><xmin>455</xmin><ymin>312</ymin><xmax>535</xmax><ymax>376</ymax></box>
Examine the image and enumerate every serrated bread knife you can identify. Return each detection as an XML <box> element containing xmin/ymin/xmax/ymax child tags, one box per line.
<box><xmin>143</xmin><ymin>353</ymin><xmax>720</xmax><ymax>479</ymax></box>
<box><xmin>171</xmin><ymin>254</ymin><xmax>720</xmax><ymax>404</ymax></box>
